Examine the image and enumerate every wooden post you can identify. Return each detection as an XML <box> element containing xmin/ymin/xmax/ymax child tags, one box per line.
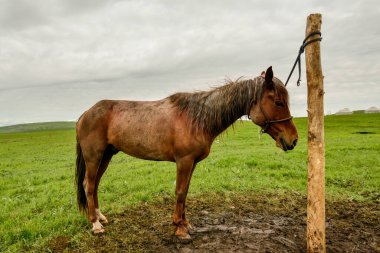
<box><xmin>305</xmin><ymin>14</ymin><xmax>325</xmax><ymax>253</ymax></box>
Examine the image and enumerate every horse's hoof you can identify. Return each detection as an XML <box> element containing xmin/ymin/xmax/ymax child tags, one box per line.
<box><xmin>184</xmin><ymin>222</ymin><xmax>193</xmax><ymax>231</ymax></box>
<box><xmin>99</xmin><ymin>217</ymin><xmax>109</xmax><ymax>224</ymax></box>
<box><xmin>92</xmin><ymin>220</ymin><xmax>104</xmax><ymax>234</ymax></box>
<box><xmin>96</xmin><ymin>209</ymin><xmax>109</xmax><ymax>224</ymax></box>
<box><xmin>176</xmin><ymin>233</ymin><xmax>192</xmax><ymax>241</ymax></box>
<box><xmin>175</xmin><ymin>225</ymin><xmax>191</xmax><ymax>241</ymax></box>
<box><xmin>92</xmin><ymin>228</ymin><xmax>105</xmax><ymax>234</ymax></box>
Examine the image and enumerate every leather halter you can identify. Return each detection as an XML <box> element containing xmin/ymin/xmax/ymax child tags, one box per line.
<box><xmin>248</xmin><ymin>85</ymin><xmax>293</xmax><ymax>134</ymax></box>
<box><xmin>258</xmin><ymin>101</ymin><xmax>293</xmax><ymax>134</ymax></box>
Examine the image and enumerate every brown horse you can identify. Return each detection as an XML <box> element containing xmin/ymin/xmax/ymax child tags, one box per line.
<box><xmin>75</xmin><ymin>66</ymin><xmax>298</xmax><ymax>239</ymax></box>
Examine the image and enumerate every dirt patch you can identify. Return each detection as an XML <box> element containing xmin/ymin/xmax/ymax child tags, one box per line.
<box><xmin>49</xmin><ymin>236</ymin><xmax>71</xmax><ymax>252</ymax></box>
<box><xmin>53</xmin><ymin>193</ymin><xmax>379</xmax><ymax>252</ymax></box>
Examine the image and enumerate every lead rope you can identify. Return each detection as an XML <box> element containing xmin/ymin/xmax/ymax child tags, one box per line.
<box><xmin>285</xmin><ymin>31</ymin><xmax>322</xmax><ymax>86</ymax></box>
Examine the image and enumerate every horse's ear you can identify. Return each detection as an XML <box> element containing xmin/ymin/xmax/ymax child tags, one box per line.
<box><xmin>264</xmin><ymin>66</ymin><xmax>274</xmax><ymax>89</ymax></box>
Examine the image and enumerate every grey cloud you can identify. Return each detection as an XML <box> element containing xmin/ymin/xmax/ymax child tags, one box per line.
<box><xmin>0</xmin><ymin>0</ymin><xmax>114</xmax><ymax>32</ymax></box>
<box><xmin>0</xmin><ymin>0</ymin><xmax>379</xmax><ymax>126</ymax></box>
<box><xmin>0</xmin><ymin>0</ymin><xmax>48</xmax><ymax>31</ymax></box>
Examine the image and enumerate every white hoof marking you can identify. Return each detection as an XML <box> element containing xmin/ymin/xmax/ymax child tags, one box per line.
<box><xmin>96</xmin><ymin>209</ymin><xmax>108</xmax><ymax>224</ymax></box>
<box><xmin>92</xmin><ymin>220</ymin><xmax>104</xmax><ymax>234</ymax></box>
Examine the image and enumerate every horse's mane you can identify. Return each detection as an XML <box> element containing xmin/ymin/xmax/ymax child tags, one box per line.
<box><xmin>169</xmin><ymin>76</ymin><xmax>288</xmax><ymax>137</ymax></box>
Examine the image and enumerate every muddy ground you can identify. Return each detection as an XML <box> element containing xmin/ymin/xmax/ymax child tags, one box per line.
<box><xmin>51</xmin><ymin>193</ymin><xmax>379</xmax><ymax>253</ymax></box>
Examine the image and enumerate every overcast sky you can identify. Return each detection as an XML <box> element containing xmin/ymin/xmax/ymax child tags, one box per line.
<box><xmin>0</xmin><ymin>0</ymin><xmax>379</xmax><ymax>126</ymax></box>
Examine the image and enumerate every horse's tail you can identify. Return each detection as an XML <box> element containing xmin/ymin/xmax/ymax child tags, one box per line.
<box><xmin>75</xmin><ymin>140</ymin><xmax>87</xmax><ymax>213</ymax></box>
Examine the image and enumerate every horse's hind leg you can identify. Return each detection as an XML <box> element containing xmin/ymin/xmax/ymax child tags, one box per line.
<box><xmin>94</xmin><ymin>147</ymin><xmax>115</xmax><ymax>224</ymax></box>
<box><xmin>82</xmin><ymin>158</ymin><xmax>103</xmax><ymax>233</ymax></box>
<box><xmin>81</xmin><ymin>142</ymin><xmax>107</xmax><ymax>233</ymax></box>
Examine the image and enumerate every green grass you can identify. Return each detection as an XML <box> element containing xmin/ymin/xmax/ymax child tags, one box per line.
<box><xmin>0</xmin><ymin>114</ymin><xmax>379</xmax><ymax>252</ymax></box>
<box><xmin>0</xmin><ymin>121</ymin><xmax>75</xmax><ymax>134</ymax></box>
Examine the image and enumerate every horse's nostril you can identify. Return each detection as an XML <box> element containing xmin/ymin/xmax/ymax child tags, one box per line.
<box><xmin>293</xmin><ymin>139</ymin><xmax>298</xmax><ymax>147</ymax></box>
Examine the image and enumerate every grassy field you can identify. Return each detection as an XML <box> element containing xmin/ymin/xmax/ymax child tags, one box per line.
<box><xmin>0</xmin><ymin>122</ymin><xmax>75</xmax><ymax>134</ymax></box>
<box><xmin>0</xmin><ymin>114</ymin><xmax>379</xmax><ymax>252</ymax></box>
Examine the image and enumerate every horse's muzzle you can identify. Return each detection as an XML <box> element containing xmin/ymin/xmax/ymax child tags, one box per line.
<box><xmin>280</xmin><ymin>137</ymin><xmax>298</xmax><ymax>151</ymax></box>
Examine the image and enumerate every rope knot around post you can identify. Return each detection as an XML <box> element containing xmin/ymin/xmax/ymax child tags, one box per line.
<box><xmin>285</xmin><ymin>31</ymin><xmax>322</xmax><ymax>87</ymax></box>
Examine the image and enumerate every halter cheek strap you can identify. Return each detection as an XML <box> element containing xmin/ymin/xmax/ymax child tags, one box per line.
<box><xmin>248</xmin><ymin>95</ymin><xmax>293</xmax><ymax>134</ymax></box>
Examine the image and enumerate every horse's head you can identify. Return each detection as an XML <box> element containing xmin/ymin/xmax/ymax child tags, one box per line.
<box><xmin>249</xmin><ymin>66</ymin><xmax>298</xmax><ymax>151</ymax></box>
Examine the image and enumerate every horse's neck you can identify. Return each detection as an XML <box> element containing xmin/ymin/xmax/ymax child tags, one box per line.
<box><xmin>170</xmin><ymin>78</ymin><xmax>260</xmax><ymax>138</ymax></box>
<box><xmin>205</xmin><ymin>81</ymin><xmax>251</xmax><ymax>137</ymax></box>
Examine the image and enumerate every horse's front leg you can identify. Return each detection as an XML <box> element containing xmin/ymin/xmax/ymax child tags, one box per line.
<box><xmin>181</xmin><ymin>163</ymin><xmax>197</xmax><ymax>231</ymax></box>
<box><xmin>173</xmin><ymin>157</ymin><xmax>194</xmax><ymax>240</ymax></box>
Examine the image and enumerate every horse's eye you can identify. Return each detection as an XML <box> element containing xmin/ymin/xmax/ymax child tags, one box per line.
<box><xmin>275</xmin><ymin>101</ymin><xmax>284</xmax><ymax>107</ymax></box>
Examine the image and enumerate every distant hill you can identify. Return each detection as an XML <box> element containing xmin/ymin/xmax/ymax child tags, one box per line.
<box><xmin>0</xmin><ymin>121</ymin><xmax>76</xmax><ymax>133</ymax></box>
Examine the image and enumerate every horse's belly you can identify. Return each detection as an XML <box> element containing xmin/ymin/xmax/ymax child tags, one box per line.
<box><xmin>119</xmin><ymin>142</ymin><xmax>174</xmax><ymax>162</ymax></box>
<box><xmin>111</xmin><ymin>129</ymin><xmax>175</xmax><ymax>162</ymax></box>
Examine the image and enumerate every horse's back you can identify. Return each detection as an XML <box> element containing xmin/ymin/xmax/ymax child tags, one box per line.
<box><xmin>79</xmin><ymin>99</ymin><xmax>178</xmax><ymax>161</ymax></box>
<box><xmin>77</xmin><ymin>99</ymin><xmax>210</xmax><ymax>162</ymax></box>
